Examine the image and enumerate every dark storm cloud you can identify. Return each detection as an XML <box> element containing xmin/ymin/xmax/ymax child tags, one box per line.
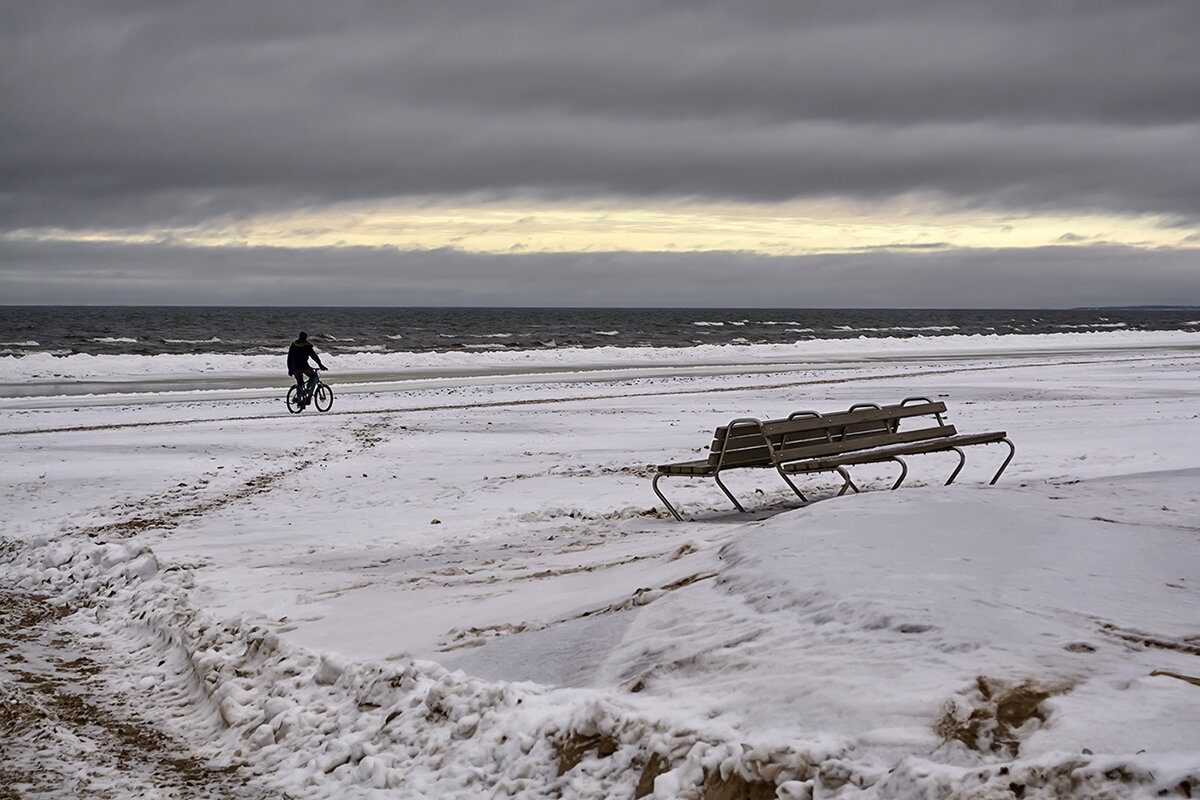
<box><xmin>3</xmin><ymin>239</ymin><xmax>1197</xmax><ymax>308</ymax></box>
<box><xmin>3</xmin><ymin>0</ymin><xmax>1200</xmax><ymax>232</ymax></box>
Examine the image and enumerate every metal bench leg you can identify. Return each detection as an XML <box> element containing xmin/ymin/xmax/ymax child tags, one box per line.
<box><xmin>990</xmin><ymin>438</ymin><xmax>1016</xmax><ymax>485</ymax></box>
<box><xmin>774</xmin><ymin>467</ymin><xmax>809</xmax><ymax>503</ymax></box>
<box><xmin>888</xmin><ymin>456</ymin><xmax>908</xmax><ymax>490</ymax></box>
<box><xmin>835</xmin><ymin>466</ymin><xmax>859</xmax><ymax>496</ymax></box>
<box><xmin>652</xmin><ymin>473</ymin><xmax>684</xmax><ymax>521</ymax></box>
<box><xmin>713</xmin><ymin>470</ymin><xmax>747</xmax><ymax>513</ymax></box>
<box><xmin>945</xmin><ymin>446</ymin><xmax>967</xmax><ymax>485</ymax></box>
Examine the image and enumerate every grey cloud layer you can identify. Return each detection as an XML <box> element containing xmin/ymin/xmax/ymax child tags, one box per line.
<box><xmin>4</xmin><ymin>0</ymin><xmax>1200</xmax><ymax>231</ymax></box>
<box><xmin>3</xmin><ymin>240</ymin><xmax>1197</xmax><ymax>307</ymax></box>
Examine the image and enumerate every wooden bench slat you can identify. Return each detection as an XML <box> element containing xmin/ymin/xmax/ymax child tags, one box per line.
<box><xmin>717</xmin><ymin>409</ymin><xmax>933</xmax><ymax>451</ymax></box>
<box><xmin>782</xmin><ymin>430</ymin><xmax>1006</xmax><ymax>472</ymax></box>
<box><xmin>657</xmin><ymin>460</ymin><xmax>716</xmax><ymax>475</ymax></box>
<box><xmin>699</xmin><ymin>405</ymin><xmax>958</xmax><ymax>471</ymax></box>
<box><xmin>713</xmin><ymin>420</ymin><xmax>916</xmax><ymax>463</ymax></box>
<box><xmin>712</xmin><ymin>404</ymin><xmax>944</xmax><ymax>441</ymax></box>
<box><xmin>757</xmin><ymin>402</ymin><xmax>946</xmax><ymax>437</ymax></box>
<box><xmin>774</xmin><ymin>425</ymin><xmax>958</xmax><ymax>463</ymax></box>
<box><xmin>776</xmin><ymin>421</ymin><xmax>891</xmax><ymax>448</ymax></box>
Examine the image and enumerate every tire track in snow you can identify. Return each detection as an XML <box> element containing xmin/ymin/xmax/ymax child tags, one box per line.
<box><xmin>71</xmin><ymin>420</ymin><xmax>392</xmax><ymax>542</ymax></box>
<box><xmin>0</xmin><ymin>588</ymin><xmax>273</xmax><ymax>800</ymax></box>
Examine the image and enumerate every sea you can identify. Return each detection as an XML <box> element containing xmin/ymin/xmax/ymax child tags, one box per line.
<box><xmin>1</xmin><ymin>306</ymin><xmax>1198</xmax><ymax>358</ymax></box>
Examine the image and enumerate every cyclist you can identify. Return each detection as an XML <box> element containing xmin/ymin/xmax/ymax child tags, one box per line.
<box><xmin>287</xmin><ymin>331</ymin><xmax>326</xmax><ymax>406</ymax></box>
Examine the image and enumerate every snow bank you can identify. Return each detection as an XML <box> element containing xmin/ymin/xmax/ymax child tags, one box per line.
<box><xmin>0</xmin><ymin>534</ymin><xmax>887</xmax><ymax>798</ymax></box>
<box><xmin>6</xmin><ymin>484</ymin><xmax>1199</xmax><ymax>798</ymax></box>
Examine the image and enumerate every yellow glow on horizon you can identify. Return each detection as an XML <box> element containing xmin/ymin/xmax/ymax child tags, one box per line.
<box><xmin>8</xmin><ymin>198</ymin><xmax>1198</xmax><ymax>255</ymax></box>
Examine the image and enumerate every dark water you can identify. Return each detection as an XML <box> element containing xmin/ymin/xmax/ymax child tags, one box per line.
<box><xmin>1</xmin><ymin>306</ymin><xmax>1197</xmax><ymax>357</ymax></box>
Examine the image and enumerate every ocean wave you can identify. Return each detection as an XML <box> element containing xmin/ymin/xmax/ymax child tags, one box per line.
<box><xmin>1</xmin><ymin>348</ymin><xmax>67</xmax><ymax>357</ymax></box>
<box><xmin>833</xmin><ymin>326</ymin><xmax>960</xmax><ymax>333</ymax></box>
<box><xmin>436</xmin><ymin>332</ymin><xmax>516</xmax><ymax>339</ymax></box>
<box><xmin>1053</xmin><ymin>322</ymin><xmax>1129</xmax><ymax>330</ymax></box>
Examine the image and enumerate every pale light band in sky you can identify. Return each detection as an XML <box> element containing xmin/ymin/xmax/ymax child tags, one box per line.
<box><xmin>7</xmin><ymin>199</ymin><xmax>1197</xmax><ymax>255</ymax></box>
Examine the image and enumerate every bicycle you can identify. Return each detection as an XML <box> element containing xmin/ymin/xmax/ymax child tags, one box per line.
<box><xmin>286</xmin><ymin>370</ymin><xmax>333</xmax><ymax>413</ymax></box>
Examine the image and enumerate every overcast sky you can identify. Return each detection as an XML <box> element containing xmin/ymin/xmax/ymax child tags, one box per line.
<box><xmin>2</xmin><ymin>0</ymin><xmax>1198</xmax><ymax>306</ymax></box>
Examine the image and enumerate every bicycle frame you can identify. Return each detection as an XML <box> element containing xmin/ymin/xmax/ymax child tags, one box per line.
<box><xmin>294</xmin><ymin>369</ymin><xmax>321</xmax><ymax>398</ymax></box>
<box><xmin>302</xmin><ymin>370</ymin><xmax>321</xmax><ymax>399</ymax></box>
<box><xmin>287</xmin><ymin>370</ymin><xmax>332</xmax><ymax>413</ymax></box>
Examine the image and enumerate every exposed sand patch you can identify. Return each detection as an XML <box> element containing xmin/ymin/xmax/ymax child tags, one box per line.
<box><xmin>935</xmin><ymin>676</ymin><xmax>1072</xmax><ymax>757</ymax></box>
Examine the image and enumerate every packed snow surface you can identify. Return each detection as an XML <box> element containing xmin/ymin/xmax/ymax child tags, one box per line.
<box><xmin>2</xmin><ymin>332</ymin><xmax>1199</xmax><ymax>798</ymax></box>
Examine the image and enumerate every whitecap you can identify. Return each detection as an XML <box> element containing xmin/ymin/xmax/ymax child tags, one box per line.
<box><xmin>1053</xmin><ymin>322</ymin><xmax>1129</xmax><ymax>330</ymax></box>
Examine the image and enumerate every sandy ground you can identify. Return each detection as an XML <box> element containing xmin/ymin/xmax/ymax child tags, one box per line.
<box><xmin>2</xmin><ymin>341</ymin><xmax>1199</xmax><ymax>798</ymax></box>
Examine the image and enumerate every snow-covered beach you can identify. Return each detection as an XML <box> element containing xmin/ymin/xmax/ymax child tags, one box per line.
<box><xmin>2</xmin><ymin>331</ymin><xmax>1199</xmax><ymax>799</ymax></box>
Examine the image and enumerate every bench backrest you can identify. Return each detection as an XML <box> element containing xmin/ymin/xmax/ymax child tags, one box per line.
<box><xmin>708</xmin><ymin>400</ymin><xmax>952</xmax><ymax>469</ymax></box>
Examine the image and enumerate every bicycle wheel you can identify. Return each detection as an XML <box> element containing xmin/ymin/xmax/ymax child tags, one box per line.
<box><xmin>314</xmin><ymin>383</ymin><xmax>333</xmax><ymax>412</ymax></box>
<box><xmin>286</xmin><ymin>385</ymin><xmax>305</xmax><ymax>413</ymax></box>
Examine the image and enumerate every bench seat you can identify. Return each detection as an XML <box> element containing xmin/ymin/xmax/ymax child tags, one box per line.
<box><xmin>781</xmin><ymin>430</ymin><xmax>1013</xmax><ymax>493</ymax></box>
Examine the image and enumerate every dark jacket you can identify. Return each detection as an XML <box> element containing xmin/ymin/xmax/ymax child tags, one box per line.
<box><xmin>288</xmin><ymin>340</ymin><xmax>324</xmax><ymax>375</ymax></box>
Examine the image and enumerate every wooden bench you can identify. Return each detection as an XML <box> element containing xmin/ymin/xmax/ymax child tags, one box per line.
<box><xmin>652</xmin><ymin>397</ymin><xmax>1015</xmax><ymax>520</ymax></box>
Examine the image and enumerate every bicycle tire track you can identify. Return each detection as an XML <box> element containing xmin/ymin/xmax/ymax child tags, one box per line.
<box><xmin>68</xmin><ymin>420</ymin><xmax>394</xmax><ymax>542</ymax></box>
<box><xmin>73</xmin><ymin>461</ymin><xmax>312</xmax><ymax>542</ymax></box>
